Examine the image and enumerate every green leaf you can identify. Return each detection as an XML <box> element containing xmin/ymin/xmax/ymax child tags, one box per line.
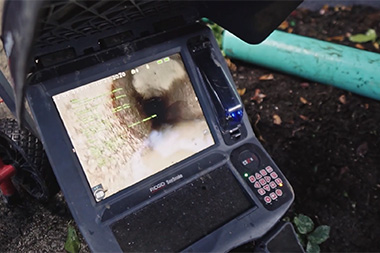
<box><xmin>296</xmin><ymin>233</ymin><xmax>306</xmax><ymax>247</ymax></box>
<box><xmin>205</xmin><ymin>23</ymin><xmax>224</xmax><ymax>49</ymax></box>
<box><xmin>349</xmin><ymin>29</ymin><xmax>377</xmax><ymax>43</ymax></box>
<box><xmin>65</xmin><ymin>224</ymin><xmax>81</xmax><ymax>253</ymax></box>
<box><xmin>294</xmin><ymin>214</ymin><xmax>314</xmax><ymax>234</ymax></box>
<box><xmin>307</xmin><ymin>225</ymin><xmax>331</xmax><ymax>244</ymax></box>
<box><xmin>306</xmin><ymin>242</ymin><xmax>320</xmax><ymax>253</ymax></box>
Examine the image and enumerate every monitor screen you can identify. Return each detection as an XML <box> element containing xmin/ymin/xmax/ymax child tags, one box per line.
<box><xmin>53</xmin><ymin>53</ymin><xmax>214</xmax><ymax>201</ymax></box>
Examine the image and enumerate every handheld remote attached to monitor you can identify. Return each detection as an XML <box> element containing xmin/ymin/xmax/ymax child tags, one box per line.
<box><xmin>189</xmin><ymin>37</ymin><xmax>243</xmax><ymax>136</ymax></box>
<box><xmin>26</xmin><ymin>24</ymin><xmax>294</xmax><ymax>252</ymax></box>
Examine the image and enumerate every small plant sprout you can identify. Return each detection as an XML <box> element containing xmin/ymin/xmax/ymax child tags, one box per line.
<box><xmin>293</xmin><ymin>214</ymin><xmax>330</xmax><ymax>253</ymax></box>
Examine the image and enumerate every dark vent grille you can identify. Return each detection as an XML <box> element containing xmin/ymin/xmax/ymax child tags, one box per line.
<box><xmin>35</xmin><ymin>0</ymin><xmax>181</xmax><ymax>49</ymax></box>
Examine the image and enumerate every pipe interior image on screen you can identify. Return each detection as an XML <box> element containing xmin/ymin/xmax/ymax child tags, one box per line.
<box><xmin>53</xmin><ymin>53</ymin><xmax>214</xmax><ymax>201</ymax></box>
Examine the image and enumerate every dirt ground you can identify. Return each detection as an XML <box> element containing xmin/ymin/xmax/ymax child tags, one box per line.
<box><xmin>1</xmin><ymin>4</ymin><xmax>379</xmax><ymax>252</ymax></box>
<box><xmin>234</xmin><ymin>5</ymin><xmax>380</xmax><ymax>252</ymax></box>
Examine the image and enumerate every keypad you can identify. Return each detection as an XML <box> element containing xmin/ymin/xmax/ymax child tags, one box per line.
<box><xmin>244</xmin><ymin>166</ymin><xmax>286</xmax><ymax>206</ymax></box>
<box><xmin>230</xmin><ymin>143</ymin><xmax>292</xmax><ymax>210</ymax></box>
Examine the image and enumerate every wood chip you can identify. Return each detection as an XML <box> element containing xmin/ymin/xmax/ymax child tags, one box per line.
<box><xmin>250</xmin><ymin>89</ymin><xmax>267</xmax><ymax>104</ymax></box>
<box><xmin>299</xmin><ymin>115</ymin><xmax>309</xmax><ymax>121</ymax></box>
<box><xmin>300</xmin><ymin>97</ymin><xmax>308</xmax><ymax>104</ymax></box>
<box><xmin>225</xmin><ymin>58</ymin><xmax>237</xmax><ymax>71</ymax></box>
<box><xmin>287</xmin><ymin>27</ymin><xmax>294</xmax><ymax>33</ymax></box>
<box><xmin>278</xmin><ymin>20</ymin><xmax>289</xmax><ymax>30</ymax></box>
<box><xmin>374</xmin><ymin>42</ymin><xmax>379</xmax><ymax>50</ymax></box>
<box><xmin>326</xmin><ymin>35</ymin><xmax>345</xmax><ymax>42</ymax></box>
<box><xmin>273</xmin><ymin>114</ymin><xmax>282</xmax><ymax>125</ymax></box>
<box><xmin>237</xmin><ymin>88</ymin><xmax>246</xmax><ymax>96</ymax></box>
<box><xmin>364</xmin><ymin>103</ymin><xmax>369</xmax><ymax>109</ymax></box>
<box><xmin>259</xmin><ymin>73</ymin><xmax>274</xmax><ymax>81</ymax></box>
<box><xmin>339</xmin><ymin>95</ymin><xmax>347</xmax><ymax>104</ymax></box>
<box><xmin>355</xmin><ymin>44</ymin><xmax>365</xmax><ymax>50</ymax></box>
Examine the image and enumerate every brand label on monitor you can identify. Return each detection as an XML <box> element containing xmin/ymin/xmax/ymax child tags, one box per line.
<box><xmin>149</xmin><ymin>174</ymin><xmax>184</xmax><ymax>193</ymax></box>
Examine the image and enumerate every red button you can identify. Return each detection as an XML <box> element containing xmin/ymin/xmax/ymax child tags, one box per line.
<box><xmin>258</xmin><ymin>188</ymin><xmax>266</xmax><ymax>196</ymax></box>
<box><xmin>265</xmin><ymin>166</ymin><xmax>273</xmax><ymax>173</ymax></box>
<box><xmin>260</xmin><ymin>169</ymin><xmax>267</xmax><ymax>176</ymax></box>
<box><xmin>263</xmin><ymin>185</ymin><xmax>270</xmax><ymax>191</ymax></box>
<box><xmin>254</xmin><ymin>182</ymin><xmax>261</xmax><ymax>188</ymax></box>
<box><xmin>265</xmin><ymin>176</ymin><xmax>271</xmax><ymax>183</ymax></box>
<box><xmin>270</xmin><ymin>172</ymin><xmax>278</xmax><ymax>179</ymax></box>
<box><xmin>276</xmin><ymin>189</ymin><xmax>283</xmax><ymax>197</ymax></box>
<box><xmin>270</xmin><ymin>181</ymin><xmax>277</xmax><ymax>189</ymax></box>
<box><xmin>255</xmin><ymin>173</ymin><xmax>262</xmax><ymax>179</ymax></box>
<box><xmin>270</xmin><ymin>192</ymin><xmax>278</xmax><ymax>200</ymax></box>
<box><xmin>264</xmin><ymin>196</ymin><xmax>272</xmax><ymax>203</ymax></box>
<box><xmin>259</xmin><ymin>178</ymin><xmax>266</xmax><ymax>186</ymax></box>
<box><xmin>275</xmin><ymin>178</ymin><xmax>283</xmax><ymax>185</ymax></box>
<box><xmin>248</xmin><ymin>175</ymin><xmax>256</xmax><ymax>183</ymax></box>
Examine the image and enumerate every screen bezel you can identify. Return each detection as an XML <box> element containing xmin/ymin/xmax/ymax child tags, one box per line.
<box><xmin>51</xmin><ymin>52</ymin><xmax>216</xmax><ymax>202</ymax></box>
<box><xmin>46</xmin><ymin>47</ymin><xmax>221</xmax><ymax>207</ymax></box>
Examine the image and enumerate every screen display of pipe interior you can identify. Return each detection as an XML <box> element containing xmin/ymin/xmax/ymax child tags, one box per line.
<box><xmin>53</xmin><ymin>54</ymin><xmax>214</xmax><ymax>202</ymax></box>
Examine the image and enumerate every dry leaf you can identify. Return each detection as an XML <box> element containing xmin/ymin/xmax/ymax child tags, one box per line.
<box><xmin>259</xmin><ymin>73</ymin><xmax>274</xmax><ymax>81</ymax></box>
<box><xmin>290</xmin><ymin>10</ymin><xmax>298</xmax><ymax>17</ymax></box>
<box><xmin>338</xmin><ymin>166</ymin><xmax>350</xmax><ymax>179</ymax></box>
<box><xmin>225</xmin><ymin>58</ymin><xmax>237</xmax><ymax>72</ymax></box>
<box><xmin>287</xmin><ymin>27</ymin><xmax>294</xmax><ymax>33</ymax></box>
<box><xmin>374</xmin><ymin>42</ymin><xmax>379</xmax><ymax>50</ymax></box>
<box><xmin>355</xmin><ymin>44</ymin><xmax>365</xmax><ymax>50</ymax></box>
<box><xmin>300</xmin><ymin>97</ymin><xmax>308</xmax><ymax>104</ymax></box>
<box><xmin>237</xmin><ymin>88</ymin><xmax>246</xmax><ymax>96</ymax></box>
<box><xmin>341</xmin><ymin>5</ymin><xmax>352</xmax><ymax>11</ymax></box>
<box><xmin>356</xmin><ymin>142</ymin><xmax>368</xmax><ymax>157</ymax></box>
<box><xmin>292</xmin><ymin>126</ymin><xmax>305</xmax><ymax>136</ymax></box>
<box><xmin>364</xmin><ymin>103</ymin><xmax>369</xmax><ymax>109</ymax></box>
<box><xmin>273</xmin><ymin>114</ymin><xmax>282</xmax><ymax>125</ymax></box>
<box><xmin>339</xmin><ymin>95</ymin><xmax>347</xmax><ymax>104</ymax></box>
<box><xmin>250</xmin><ymin>89</ymin><xmax>267</xmax><ymax>104</ymax></box>
<box><xmin>326</xmin><ymin>35</ymin><xmax>345</xmax><ymax>42</ymax></box>
<box><xmin>278</xmin><ymin>20</ymin><xmax>289</xmax><ymax>30</ymax></box>
<box><xmin>319</xmin><ymin>4</ymin><xmax>329</xmax><ymax>15</ymax></box>
<box><xmin>299</xmin><ymin>115</ymin><xmax>309</xmax><ymax>121</ymax></box>
<box><xmin>254</xmin><ymin>114</ymin><xmax>261</xmax><ymax>126</ymax></box>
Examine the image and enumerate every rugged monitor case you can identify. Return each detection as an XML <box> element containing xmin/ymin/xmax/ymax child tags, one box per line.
<box><xmin>1</xmin><ymin>1</ymin><xmax>302</xmax><ymax>252</ymax></box>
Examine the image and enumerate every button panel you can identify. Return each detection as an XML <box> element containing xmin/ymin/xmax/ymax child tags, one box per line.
<box><xmin>244</xmin><ymin>165</ymin><xmax>287</xmax><ymax>209</ymax></box>
<box><xmin>230</xmin><ymin>143</ymin><xmax>292</xmax><ymax>210</ymax></box>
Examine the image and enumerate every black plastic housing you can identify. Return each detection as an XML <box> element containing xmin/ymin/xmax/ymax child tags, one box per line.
<box><xmin>25</xmin><ymin>25</ymin><xmax>294</xmax><ymax>252</ymax></box>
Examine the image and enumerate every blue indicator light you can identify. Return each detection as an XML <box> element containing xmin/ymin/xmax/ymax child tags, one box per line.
<box><xmin>228</xmin><ymin>109</ymin><xmax>243</xmax><ymax>122</ymax></box>
<box><xmin>226</xmin><ymin>109</ymin><xmax>243</xmax><ymax>123</ymax></box>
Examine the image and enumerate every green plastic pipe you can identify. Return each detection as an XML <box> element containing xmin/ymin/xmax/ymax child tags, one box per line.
<box><xmin>223</xmin><ymin>30</ymin><xmax>380</xmax><ymax>100</ymax></box>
